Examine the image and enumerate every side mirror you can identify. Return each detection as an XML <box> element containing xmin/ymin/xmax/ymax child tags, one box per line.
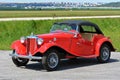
<box><xmin>74</xmin><ymin>33</ymin><xmax>82</xmax><ymax>38</ymax></box>
<box><xmin>74</xmin><ymin>33</ymin><xmax>81</xmax><ymax>38</ymax></box>
<box><xmin>74</xmin><ymin>33</ymin><xmax>78</xmax><ymax>38</ymax></box>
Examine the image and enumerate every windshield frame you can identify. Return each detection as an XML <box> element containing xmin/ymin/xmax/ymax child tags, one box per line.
<box><xmin>50</xmin><ymin>23</ymin><xmax>78</xmax><ymax>33</ymax></box>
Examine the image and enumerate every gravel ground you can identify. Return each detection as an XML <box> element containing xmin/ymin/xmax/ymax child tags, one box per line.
<box><xmin>0</xmin><ymin>50</ymin><xmax>120</xmax><ymax>80</ymax></box>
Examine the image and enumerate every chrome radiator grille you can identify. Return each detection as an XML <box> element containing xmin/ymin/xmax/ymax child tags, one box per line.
<box><xmin>26</xmin><ymin>38</ymin><xmax>37</xmax><ymax>55</ymax></box>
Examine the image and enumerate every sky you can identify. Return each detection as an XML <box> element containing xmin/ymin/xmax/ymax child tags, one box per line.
<box><xmin>0</xmin><ymin>0</ymin><xmax>120</xmax><ymax>3</ymax></box>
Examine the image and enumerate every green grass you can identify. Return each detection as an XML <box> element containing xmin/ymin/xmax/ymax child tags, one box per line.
<box><xmin>0</xmin><ymin>10</ymin><xmax>120</xmax><ymax>18</ymax></box>
<box><xmin>0</xmin><ymin>18</ymin><xmax>120</xmax><ymax>51</ymax></box>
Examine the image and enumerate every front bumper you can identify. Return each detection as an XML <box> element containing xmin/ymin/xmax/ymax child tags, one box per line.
<box><xmin>9</xmin><ymin>52</ymin><xmax>42</xmax><ymax>60</ymax></box>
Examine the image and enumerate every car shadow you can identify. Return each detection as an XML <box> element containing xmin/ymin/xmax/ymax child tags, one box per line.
<box><xmin>24</xmin><ymin>58</ymin><xmax>119</xmax><ymax>71</ymax></box>
<box><xmin>58</xmin><ymin>58</ymin><xmax>119</xmax><ymax>71</ymax></box>
<box><xmin>25</xmin><ymin>62</ymin><xmax>44</xmax><ymax>71</ymax></box>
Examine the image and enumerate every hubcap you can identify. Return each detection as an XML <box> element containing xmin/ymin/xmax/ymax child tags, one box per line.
<box><xmin>47</xmin><ymin>52</ymin><xmax>59</xmax><ymax>68</ymax></box>
<box><xmin>102</xmin><ymin>47</ymin><xmax>110</xmax><ymax>61</ymax></box>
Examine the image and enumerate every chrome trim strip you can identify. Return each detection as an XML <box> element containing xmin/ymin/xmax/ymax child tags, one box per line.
<box><xmin>51</xmin><ymin>30</ymin><xmax>77</xmax><ymax>35</ymax></box>
<box><xmin>9</xmin><ymin>53</ymin><xmax>42</xmax><ymax>60</ymax></box>
<box><xmin>27</xmin><ymin>36</ymin><xmax>38</xmax><ymax>39</ymax></box>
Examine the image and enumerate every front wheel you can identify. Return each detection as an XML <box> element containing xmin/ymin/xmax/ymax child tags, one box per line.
<box><xmin>97</xmin><ymin>44</ymin><xmax>111</xmax><ymax>63</ymax></box>
<box><xmin>12</xmin><ymin>50</ymin><xmax>29</xmax><ymax>67</ymax></box>
<box><xmin>42</xmin><ymin>49</ymin><xmax>60</xmax><ymax>71</ymax></box>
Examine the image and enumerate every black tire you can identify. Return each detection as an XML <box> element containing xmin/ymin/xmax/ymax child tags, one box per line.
<box><xmin>97</xmin><ymin>44</ymin><xmax>111</xmax><ymax>63</ymax></box>
<box><xmin>42</xmin><ymin>49</ymin><xmax>60</xmax><ymax>71</ymax></box>
<box><xmin>12</xmin><ymin>51</ymin><xmax>29</xmax><ymax>67</ymax></box>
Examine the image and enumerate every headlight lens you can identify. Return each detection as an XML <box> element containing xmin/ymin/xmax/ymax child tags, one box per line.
<box><xmin>20</xmin><ymin>37</ymin><xmax>25</xmax><ymax>43</ymax></box>
<box><xmin>37</xmin><ymin>38</ymin><xmax>44</xmax><ymax>45</ymax></box>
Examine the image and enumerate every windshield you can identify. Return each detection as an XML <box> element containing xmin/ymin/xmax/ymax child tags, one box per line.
<box><xmin>51</xmin><ymin>23</ymin><xmax>77</xmax><ymax>32</ymax></box>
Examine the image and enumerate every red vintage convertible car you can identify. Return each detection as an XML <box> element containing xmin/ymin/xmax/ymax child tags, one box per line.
<box><xmin>10</xmin><ymin>20</ymin><xmax>115</xmax><ymax>71</ymax></box>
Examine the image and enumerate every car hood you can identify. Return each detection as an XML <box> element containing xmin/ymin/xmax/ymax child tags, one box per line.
<box><xmin>37</xmin><ymin>32</ymin><xmax>74</xmax><ymax>39</ymax></box>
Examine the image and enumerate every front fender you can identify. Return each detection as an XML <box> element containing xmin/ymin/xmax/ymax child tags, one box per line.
<box><xmin>95</xmin><ymin>38</ymin><xmax>113</xmax><ymax>56</ymax></box>
<box><xmin>11</xmin><ymin>40</ymin><xmax>26</xmax><ymax>55</ymax></box>
<box><xmin>11</xmin><ymin>41</ymin><xmax>64</xmax><ymax>55</ymax></box>
<box><xmin>35</xmin><ymin>42</ymin><xmax>58</xmax><ymax>54</ymax></box>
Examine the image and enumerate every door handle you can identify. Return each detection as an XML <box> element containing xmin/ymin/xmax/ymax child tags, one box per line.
<box><xmin>77</xmin><ymin>42</ymin><xmax>80</xmax><ymax>45</ymax></box>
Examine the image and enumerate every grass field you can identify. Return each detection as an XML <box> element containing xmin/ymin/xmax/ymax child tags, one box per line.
<box><xmin>0</xmin><ymin>18</ymin><xmax>120</xmax><ymax>51</ymax></box>
<box><xmin>0</xmin><ymin>10</ymin><xmax>120</xmax><ymax>18</ymax></box>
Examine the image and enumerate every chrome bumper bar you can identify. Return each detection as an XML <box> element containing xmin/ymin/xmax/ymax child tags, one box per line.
<box><xmin>9</xmin><ymin>53</ymin><xmax>42</xmax><ymax>60</ymax></box>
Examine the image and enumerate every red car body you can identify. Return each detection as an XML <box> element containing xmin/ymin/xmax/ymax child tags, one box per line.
<box><xmin>10</xmin><ymin>20</ymin><xmax>115</xmax><ymax>71</ymax></box>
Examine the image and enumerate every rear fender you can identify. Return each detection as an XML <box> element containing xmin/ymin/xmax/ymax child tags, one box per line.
<box><xmin>95</xmin><ymin>38</ymin><xmax>114</xmax><ymax>56</ymax></box>
<box><xmin>11</xmin><ymin>40</ymin><xmax>26</xmax><ymax>55</ymax></box>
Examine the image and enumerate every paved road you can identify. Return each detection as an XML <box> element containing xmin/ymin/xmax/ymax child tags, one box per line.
<box><xmin>0</xmin><ymin>51</ymin><xmax>120</xmax><ymax>80</ymax></box>
<box><xmin>0</xmin><ymin>15</ymin><xmax>120</xmax><ymax>21</ymax></box>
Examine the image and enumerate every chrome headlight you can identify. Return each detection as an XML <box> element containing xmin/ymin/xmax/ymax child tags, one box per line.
<box><xmin>20</xmin><ymin>37</ymin><xmax>25</xmax><ymax>43</ymax></box>
<box><xmin>37</xmin><ymin>38</ymin><xmax>44</xmax><ymax>45</ymax></box>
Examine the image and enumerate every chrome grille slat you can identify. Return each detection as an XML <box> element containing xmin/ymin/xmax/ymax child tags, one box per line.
<box><xmin>26</xmin><ymin>38</ymin><xmax>37</xmax><ymax>55</ymax></box>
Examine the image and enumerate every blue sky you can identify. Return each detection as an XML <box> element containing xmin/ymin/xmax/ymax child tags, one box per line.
<box><xmin>0</xmin><ymin>0</ymin><xmax>120</xmax><ymax>3</ymax></box>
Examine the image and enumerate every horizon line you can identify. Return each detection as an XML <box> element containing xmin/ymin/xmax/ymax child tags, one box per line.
<box><xmin>0</xmin><ymin>1</ymin><xmax>119</xmax><ymax>3</ymax></box>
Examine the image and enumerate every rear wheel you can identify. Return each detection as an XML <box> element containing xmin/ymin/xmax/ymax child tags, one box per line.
<box><xmin>12</xmin><ymin>50</ymin><xmax>29</xmax><ymax>67</ymax></box>
<box><xmin>42</xmin><ymin>49</ymin><xmax>60</xmax><ymax>71</ymax></box>
<box><xmin>97</xmin><ymin>44</ymin><xmax>111</xmax><ymax>63</ymax></box>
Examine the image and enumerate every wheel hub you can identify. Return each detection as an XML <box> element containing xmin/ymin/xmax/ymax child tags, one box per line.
<box><xmin>48</xmin><ymin>53</ymin><xmax>58</xmax><ymax>68</ymax></box>
<box><xmin>102</xmin><ymin>47</ymin><xmax>109</xmax><ymax>60</ymax></box>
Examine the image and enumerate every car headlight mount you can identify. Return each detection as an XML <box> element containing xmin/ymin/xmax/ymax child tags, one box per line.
<box><xmin>20</xmin><ymin>36</ymin><xmax>25</xmax><ymax>43</ymax></box>
<box><xmin>37</xmin><ymin>38</ymin><xmax>44</xmax><ymax>45</ymax></box>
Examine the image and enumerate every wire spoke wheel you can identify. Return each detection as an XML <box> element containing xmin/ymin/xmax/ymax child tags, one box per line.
<box><xmin>101</xmin><ymin>47</ymin><xmax>110</xmax><ymax>61</ymax></box>
<box><xmin>42</xmin><ymin>49</ymin><xmax>60</xmax><ymax>71</ymax></box>
<box><xmin>47</xmin><ymin>52</ymin><xmax>59</xmax><ymax>69</ymax></box>
<box><xmin>97</xmin><ymin>44</ymin><xmax>111</xmax><ymax>63</ymax></box>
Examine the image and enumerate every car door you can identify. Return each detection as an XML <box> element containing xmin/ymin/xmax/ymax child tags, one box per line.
<box><xmin>70</xmin><ymin>33</ymin><xmax>86</xmax><ymax>56</ymax></box>
<box><xmin>80</xmin><ymin>35</ymin><xmax>94</xmax><ymax>56</ymax></box>
<box><xmin>70</xmin><ymin>34</ymin><xmax>94</xmax><ymax>56</ymax></box>
<box><xmin>79</xmin><ymin>24</ymin><xmax>96</xmax><ymax>56</ymax></box>
<box><xmin>70</xmin><ymin>24</ymin><xmax>95</xmax><ymax>56</ymax></box>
